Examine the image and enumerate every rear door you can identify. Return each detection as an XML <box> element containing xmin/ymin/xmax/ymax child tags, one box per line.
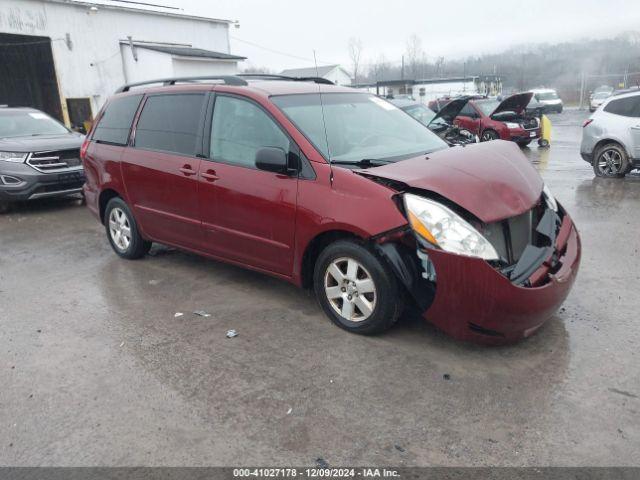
<box><xmin>198</xmin><ymin>94</ymin><xmax>298</xmax><ymax>276</ymax></box>
<box><xmin>603</xmin><ymin>95</ymin><xmax>640</xmax><ymax>160</ymax></box>
<box><xmin>121</xmin><ymin>92</ymin><xmax>208</xmax><ymax>250</ymax></box>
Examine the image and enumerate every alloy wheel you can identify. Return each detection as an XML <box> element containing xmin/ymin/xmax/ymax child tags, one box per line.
<box><xmin>324</xmin><ymin>257</ymin><xmax>377</xmax><ymax>322</ymax></box>
<box><xmin>108</xmin><ymin>207</ymin><xmax>132</xmax><ymax>251</ymax></box>
<box><xmin>597</xmin><ymin>148</ymin><xmax>623</xmax><ymax>176</ymax></box>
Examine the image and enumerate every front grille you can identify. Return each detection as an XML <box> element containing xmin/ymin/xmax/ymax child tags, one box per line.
<box><xmin>27</xmin><ymin>149</ymin><xmax>82</xmax><ymax>173</ymax></box>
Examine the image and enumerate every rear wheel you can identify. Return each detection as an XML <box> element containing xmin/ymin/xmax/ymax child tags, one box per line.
<box><xmin>593</xmin><ymin>143</ymin><xmax>629</xmax><ymax>178</ymax></box>
<box><xmin>104</xmin><ymin>197</ymin><xmax>151</xmax><ymax>259</ymax></box>
<box><xmin>481</xmin><ymin>129</ymin><xmax>499</xmax><ymax>142</ymax></box>
<box><xmin>313</xmin><ymin>240</ymin><xmax>403</xmax><ymax>335</ymax></box>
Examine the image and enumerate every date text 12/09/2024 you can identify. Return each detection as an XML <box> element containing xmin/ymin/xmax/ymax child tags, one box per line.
<box><xmin>233</xmin><ymin>468</ymin><xmax>400</xmax><ymax>478</ymax></box>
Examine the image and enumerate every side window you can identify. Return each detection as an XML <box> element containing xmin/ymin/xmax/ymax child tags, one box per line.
<box><xmin>93</xmin><ymin>94</ymin><xmax>143</xmax><ymax>145</ymax></box>
<box><xmin>603</xmin><ymin>97</ymin><xmax>640</xmax><ymax>118</ymax></box>
<box><xmin>210</xmin><ymin>95</ymin><xmax>290</xmax><ymax>168</ymax></box>
<box><xmin>135</xmin><ymin>94</ymin><xmax>206</xmax><ymax>156</ymax></box>
<box><xmin>459</xmin><ymin>103</ymin><xmax>477</xmax><ymax>118</ymax></box>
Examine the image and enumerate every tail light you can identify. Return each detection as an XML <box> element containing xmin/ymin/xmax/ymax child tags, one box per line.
<box><xmin>80</xmin><ymin>137</ymin><xmax>90</xmax><ymax>162</ymax></box>
<box><xmin>582</xmin><ymin>119</ymin><xmax>594</xmax><ymax>128</ymax></box>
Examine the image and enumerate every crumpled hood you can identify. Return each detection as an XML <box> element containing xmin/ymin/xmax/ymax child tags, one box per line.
<box><xmin>0</xmin><ymin>133</ymin><xmax>84</xmax><ymax>153</ymax></box>
<box><xmin>358</xmin><ymin>140</ymin><xmax>543</xmax><ymax>223</ymax></box>
<box><xmin>492</xmin><ymin>92</ymin><xmax>534</xmax><ymax>116</ymax></box>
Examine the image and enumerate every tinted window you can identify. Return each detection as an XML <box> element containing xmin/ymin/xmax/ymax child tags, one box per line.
<box><xmin>135</xmin><ymin>94</ymin><xmax>206</xmax><ymax>155</ymax></box>
<box><xmin>210</xmin><ymin>95</ymin><xmax>289</xmax><ymax>168</ymax></box>
<box><xmin>93</xmin><ymin>94</ymin><xmax>142</xmax><ymax>145</ymax></box>
<box><xmin>604</xmin><ymin>96</ymin><xmax>640</xmax><ymax>118</ymax></box>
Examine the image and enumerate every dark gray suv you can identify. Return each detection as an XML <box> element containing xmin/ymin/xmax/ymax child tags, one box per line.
<box><xmin>0</xmin><ymin>107</ymin><xmax>85</xmax><ymax>212</ymax></box>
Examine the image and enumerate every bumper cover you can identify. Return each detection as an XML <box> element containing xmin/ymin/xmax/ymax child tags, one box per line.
<box><xmin>421</xmin><ymin>213</ymin><xmax>580</xmax><ymax>344</ymax></box>
<box><xmin>0</xmin><ymin>163</ymin><xmax>85</xmax><ymax>202</ymax></box>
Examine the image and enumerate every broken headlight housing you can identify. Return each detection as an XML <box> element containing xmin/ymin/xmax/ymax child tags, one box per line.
<box><xmin>0</xmin><ymin>152</ymin><xmax>28</xmax><ymax>163</ymax></box>
<box><xmin>403</xmin><ymin>193</ymin><xmax>499</xmax><ymax>261</ymax></box>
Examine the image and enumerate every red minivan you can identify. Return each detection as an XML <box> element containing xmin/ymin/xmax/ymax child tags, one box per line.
<box><xmin>82</xmin><ymin>76</ymin><xmax>580</xmax><ymax>344</ymax></box>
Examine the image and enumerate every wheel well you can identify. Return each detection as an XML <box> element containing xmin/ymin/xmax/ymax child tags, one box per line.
<box><xmin>593</xmin><ymin>139</ymin><xmax>628</xmax><ymax>162</ymax></box>
<box><xmin>300</xmin><ymin>230</ymin><xmax>360</xmax><ymax>288</ymax></box>
<box><xmin>99</xmin><ymin>189</ymin><xmax>120</xmax><ymax>223</ymax></box>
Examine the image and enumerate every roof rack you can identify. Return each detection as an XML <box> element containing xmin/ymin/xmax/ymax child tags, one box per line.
<box><xmin>237</xmin><ymin>74</ymin><xmax>335</xmax><ymax>85</ymax></box>
<box><xmin>115</xmin><ymin>75</ymin><xmax>248</xmax><ymax>93</ymax></box>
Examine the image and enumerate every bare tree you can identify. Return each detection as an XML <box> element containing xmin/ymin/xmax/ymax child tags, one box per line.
<box><xmin>242</xmin><ymin>63</ymin><xmax>273</xmax><ymax>74</ymax></box>
<box><xmin>405</xmin><ymin>34</ymin><xmax>424</xmax><ymax>79</ymax></box>
<box><xmin>371</xmin><ymin>54</ymin><xmax>390</xmax><ymax>82</ymax></box>
<box><xmin>348</xmin><ymin>37</ymin><xmax>364</xmax><ymax>84</ymax></box>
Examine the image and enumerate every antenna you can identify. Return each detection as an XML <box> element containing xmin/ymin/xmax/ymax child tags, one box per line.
<box><xmin>313</xmin><ymin>50</ymin><xmax>333</xmax><ymax>172</ymax></box>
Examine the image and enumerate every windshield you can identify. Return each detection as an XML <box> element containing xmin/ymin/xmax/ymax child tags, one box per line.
<box><xmin>402</xmin><ymin>104</ymin><xmax>436</xmax><ymax>126</ymax></box>
<box><xmin>536</xmin><ymin>91</ymin><xmax>559</xmax><ymax>101</ymax></box>
<box><xmin>272</xmin><ymin>93</ymin><xmax>447</xmax><ymax>163</ymax></box>
<box><xmin>0</xmin><ymin>110</ymin><xmax>69</xmax><ymax>138</ymax></box>
<box><xmin>475</xmin><ymin>100</ymin><xmax>499</xmax><ymax>116</ymax></box>
<box><xmin>594</xmin><ymin>92</ymin><xmax>610</xmax><ymax>99</ymax></box>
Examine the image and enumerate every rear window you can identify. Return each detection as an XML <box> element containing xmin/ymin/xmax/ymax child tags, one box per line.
<box><xmin>134</xmin><ymin>93</ymin><xmax>206</xmax><ymax>156</ymax></box>
<box><xmin>93</xmin><ymin>94</ymin><xmax>143</xmax><ymax>145</ymax></box>
<box><xmin>603</xmin><ymin>96</ymin><xmax>640</xmax><ymax>118</ymax></box>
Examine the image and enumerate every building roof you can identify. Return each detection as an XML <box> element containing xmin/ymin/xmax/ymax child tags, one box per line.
<box><xmin>52</xmin><ymin>0</ymin><xmax>234</xmax><ymax>24</ymax></box>
<box><xmin>280</xmin><ymin>65</ymin><xmax>346</xmax><ymax>78</ymax></box>
<box><xmin>122</xmin><ymin>42</ymin><xmax>246</xmax><ymax>60</ymax></box>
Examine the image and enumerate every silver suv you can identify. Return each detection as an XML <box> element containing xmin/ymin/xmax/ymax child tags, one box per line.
<box><xmin>581</xmin><ymin>90</ymin><xmax>640</xmax><ymax>177</ymax></box>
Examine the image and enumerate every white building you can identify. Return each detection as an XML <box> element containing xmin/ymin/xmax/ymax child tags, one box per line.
<box><xmin>0</xmin><ymin>0</ymin><xmax>245</xmax><ymax>128</ymax></box>
<box><xmin>280</xmin><ymin>65</ymin><xmax>352</xmax><ymax>86</ymax></box>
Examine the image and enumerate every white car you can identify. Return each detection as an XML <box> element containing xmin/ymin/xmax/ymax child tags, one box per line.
<box><xmin>530</xmin><ymin>88</ymin><xmax>563</xmax><ymax>113</ymax></box>
<box><xmin>581</xmin><ymin>90</ymin><xmax>640</xmax><ymax>177</ymax></box>
<box><xmin>590</xmin><ymin>91</ymin><xmax>611</xmax><ymax>112</ymax></box>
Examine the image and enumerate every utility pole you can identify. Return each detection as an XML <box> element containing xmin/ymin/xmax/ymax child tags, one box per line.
<box><xmin>401</xmin><ymin>55</ymin><xmax>405</xmax><ymax>80</ymax></box>
<box><xmin>579</xmin><ymin>72</ymin><xmax>586</xmax><ymax>110</ymax></box>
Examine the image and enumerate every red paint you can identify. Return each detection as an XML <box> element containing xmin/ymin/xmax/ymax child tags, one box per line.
<box><xmin>361</xmin><ymin>140</ymin><xmax>543</xmax><ymax>223</ymax></box>
<box><xmin>424</xmin><ymin>213</ymin><xmax>581</xmax><ymax>345</ymax></box>
<box><xmin>83</xmin><ymin>80</ymin><xmax>580</xmax><ymax>345</ymax></box>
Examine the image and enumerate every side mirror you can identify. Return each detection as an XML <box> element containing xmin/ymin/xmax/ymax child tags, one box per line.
<box><xmin>255</xmin><ymin>147</ymin><xmax>288</xmax><ymax>174</ymax></box>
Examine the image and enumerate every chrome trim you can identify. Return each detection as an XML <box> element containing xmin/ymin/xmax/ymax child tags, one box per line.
<box><xmin>26</xmin><ymin>150</ymin><xmax>83</xmax><ymax>174</ymax></box>
<box><xmin>28</xmin><ymin>187</ymin><xmax>83</xmax><ymax>200</ymax></box>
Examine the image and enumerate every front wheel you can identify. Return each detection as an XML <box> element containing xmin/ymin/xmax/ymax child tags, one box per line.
<box><xmin>517</xmin><ymin>140</ymin><xmax>532</xmax><ymax>147</ymax></box>
<box><xmin>104</xmin><ymin>197</ymin><xmax>151</xmax><ymax>259</ymax></box>
<box><xmin>593</xmin><ymin>143</ymin><xmax>629</xmax><ymax>178</ymax></box>
<box><xmin>313</xmin><ymin>240</ymin><xmax>403</xmax><ymax>335</ymax></box>
<box><xmin>481</xmin><ymin>129</ymin><xmax>499</xmax><ymax>142</ymax></box>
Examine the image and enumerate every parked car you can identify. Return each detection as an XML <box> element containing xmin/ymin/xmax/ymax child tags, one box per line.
<box><xmin>454</xmin><ymin>92</ymin><xmax>541</xmax><ymax>147</ymax></box>
<box><xmin>589</xmin><ymin>91</ymin><xmax>611</xmax><ymax>112</ymax></box>
<box><xmin>0</xmin><ymin>107</ymin><xmax>85</xmax><ymax>213</ymax></box>
<box><xmin>530</xmin><ymin>88</ymin><xmax>563</xmax><ymax>113</ymax></box>
<box><xmin>581</xmin><ymin>90</ymin><xmax>640</xmax><ymax>177</ymax></box>
<box><xmin>82</xmin><ymin>76</ymin><xmax>580</xmax><ymax>344</ymax></box>
<box><xmin>389</xmin><ymin>96</ymin><xmax>478</xmax><ymax>146</ymax></box>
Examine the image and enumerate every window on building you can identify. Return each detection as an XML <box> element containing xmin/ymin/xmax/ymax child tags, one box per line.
<box><xmin>135</xmin><ymin>94</ymin><xmax>206</xmax><ymax>155</ymax></box>
<box><xmin>210</xmin><ymin>95</ymin><xmax>290</xmax><ymax>168</ymax></box>
<box><xmin>92</xmin><ymin>94</ymin><xmax>143</xmax><ymax>145</ymax></box>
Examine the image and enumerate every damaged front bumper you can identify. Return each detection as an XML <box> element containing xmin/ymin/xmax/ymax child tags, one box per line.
<box><xmin>377</xmin><ymin>207</ymin><xmax>581</xmax><ymax>345</ymax></box>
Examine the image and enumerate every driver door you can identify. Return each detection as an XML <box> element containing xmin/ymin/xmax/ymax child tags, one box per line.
<box><xmin>197</xmin><ymin>94</ymin><xmax>298</xmax><ymax>276</ymax></box>
<box><xmin>454</xmin><ymin>103</ymin><xmax>481</xmax><ymax>135</ymax></box>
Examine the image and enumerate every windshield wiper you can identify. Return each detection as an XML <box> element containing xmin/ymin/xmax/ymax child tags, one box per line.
<box><xmin>330</xmin><ymin>158</ymin><xmax>391</xmax><ymax>167</ymax></box>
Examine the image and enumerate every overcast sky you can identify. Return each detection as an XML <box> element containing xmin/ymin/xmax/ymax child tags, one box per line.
<box><xmin>154</xmin><ymin>0</ymin><xmax>639</xmax><ymax>72</ymax></box>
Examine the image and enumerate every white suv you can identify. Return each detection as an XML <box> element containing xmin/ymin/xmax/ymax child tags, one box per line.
<box><xmin>581</xmin><ymin>90</ymin><xmax>640</xmax><ymax>177</ymax></box>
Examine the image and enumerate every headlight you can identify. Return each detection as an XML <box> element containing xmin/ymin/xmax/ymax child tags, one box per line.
<box><xmin>504</xmin><ymin>122</ymin><xmax>520</xmax><ymax>129</ymax></box>
<box><xmin>403</xmin><ymin>193</ymin><xmax>500</xmax><ymax>261</ymax></box>
<box><xmin>542</xmin><ymin>184</ymin><xmax>558</xmax><ymax>212</ymax></box>
<box><xmin>0</xmin><ymin>152</ymin><xmax>28</xmax><ymax>163</ymax></box>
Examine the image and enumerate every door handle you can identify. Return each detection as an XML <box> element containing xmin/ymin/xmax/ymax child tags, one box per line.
<box><xmin>179</xmin><ymin>165</ymin><xmax>196</xmax><ymax>176</ymax></box>
<box><xmin>201</xmin><ymin>169</ymin><xmax>219</xmax><ymax>182</ymax></box>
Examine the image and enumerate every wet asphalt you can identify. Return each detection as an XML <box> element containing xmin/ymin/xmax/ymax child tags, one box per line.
<box><xmin>0</xmin><ymin>109</ymin><xmax>638</xmax><ymax>466</ymax></box>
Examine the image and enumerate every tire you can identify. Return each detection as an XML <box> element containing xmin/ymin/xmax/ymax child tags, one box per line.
<box><xmin>481</xmin><ymin>129</ymin><xmax>499</xmax><ymax>142</ymax></box>
<box><xmin>313</xmin><ymin>240</ymin><xmax>403</xmax><ymax>335</ymax></box>
<box><xmin>593</xmin><ymin>143</ymin><xmax>629</xmax><ymax>178</ymax></box>
<box><xmin>517</xmin><ymin>140</ymin><xmax>532</xmax><ymax>147</ymax></box>
<box><xmin>104</xmin><ymin>197</ymin><xmax>151</xmax><ymax>259</ymax></box>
